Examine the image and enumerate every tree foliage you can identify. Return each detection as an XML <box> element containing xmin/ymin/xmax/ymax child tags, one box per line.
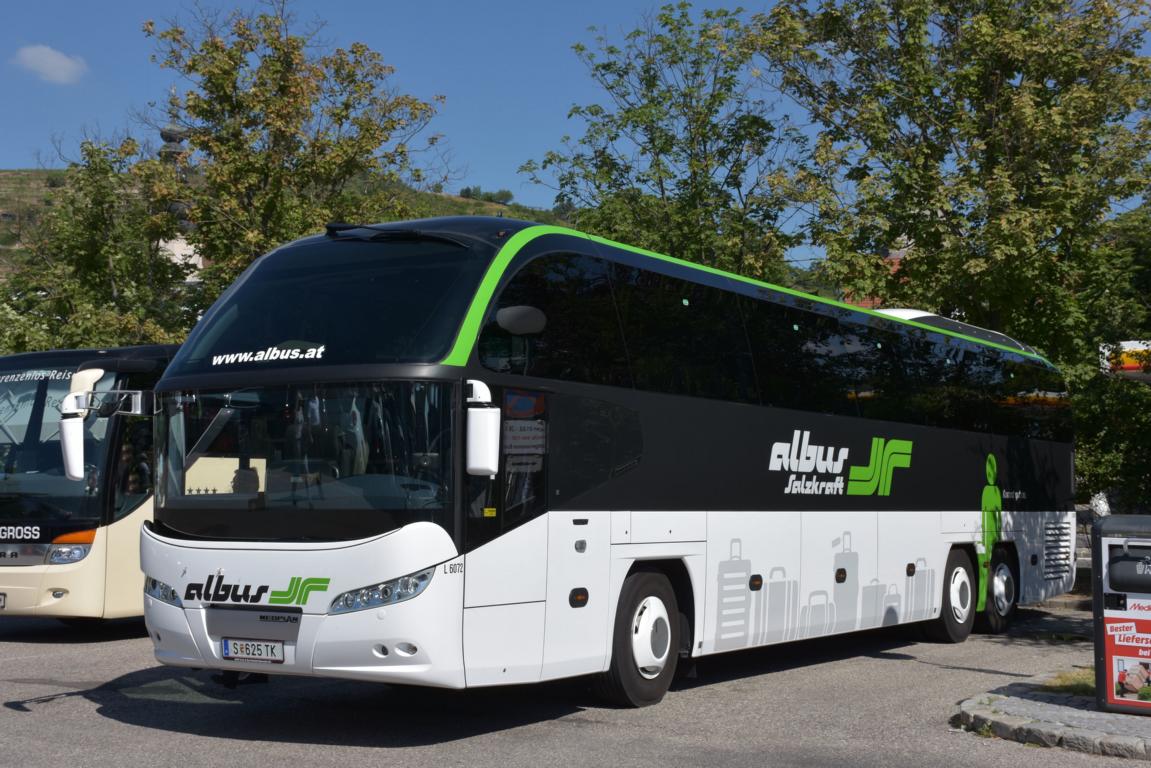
<box><xmin>145</xmin><ymin>2</ymin><xmax>441</xmax><ymax>301</ymax></box>
<box><xmin>523</xmin><ymin>2</ymin><xmax>810</xmax><ymax>282</ymax></box>
<box><xmin>459</xmin><ymin>186</ymin><xmax>514</xmax><ymax>204</ymax></box>
<box><xmin>0</xmin><ymin>140</ymin><xmax>190</xmax><ymax>352</ymax></box>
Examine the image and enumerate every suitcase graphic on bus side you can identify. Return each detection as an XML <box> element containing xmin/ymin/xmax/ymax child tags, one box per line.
<box><xmin>715</xmin><ymin>539</ymin><xmax>752</xmax><ymax>650</ymax></box>
<box><xmin>883</xmin><ymin>584</ymin><xmax>902</xmax><ymax>626</ymax></box>
<box><xmin>799</xmin><ymin>590</ymin><xmax>836</xmax><ymax>638</ymax></box>
<box><xmin>860</xmin><ymin>578</ymin><xmax>886</xmax><ymax>629</ymax></box>
<box><xmin>752</xmin><ymin>572</ymin><xmax>767</xmax><ymax>646</ymax></box>
<box><xmin>833</xmin><ymin>532</ymin><xmax>859</xmax><ymax>633</ymax></box>
<box><xmin>905</xmin><ymin>557</ymin><xmax>935</xmax><ymax>621</ymax></box>
<box><xmin>765</xmin><ymin>566</ymin><xmax>799</xmax><ymax>643</ymax></box>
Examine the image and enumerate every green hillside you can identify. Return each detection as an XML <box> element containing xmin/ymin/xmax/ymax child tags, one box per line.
<box><xmin>0</xmin><ymin>169</ymin><xmax>64</xmax><ymax>248</ymax></box>
<box><xmin>0</xmin><ymin>168</ymin><xmax>563</xmax><ymax>250</ymax></box>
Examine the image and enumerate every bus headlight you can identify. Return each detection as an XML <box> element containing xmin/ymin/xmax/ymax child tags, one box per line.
<box><xmin>46</xmin><ymin>544</ymin><xmax>91</xmax><ymax>564</ymax></box>
<box><xmin>46</xmin><ymin>529</ymin><xmax>96</xmax><ymax>564</ymax></box>
<box><xmin>144</xmin><ymin>576</ymin><xmax>184</xmax><ymax>608</ymax></box>
<box><xmin>329</xmin><ymin>567</ymin><xmax>435</xmax><ymax>614</ymax></box>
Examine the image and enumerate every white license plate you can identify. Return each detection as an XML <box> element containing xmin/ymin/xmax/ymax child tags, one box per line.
<box><xmin>0</xmin><ymin>593</ymin><xmax>5</xmax><ymax>609</ymax></box>
<box><xmin>221</xmin><ymin>637</ymin><xmax>284</xmax><ymax>663</ymax></box>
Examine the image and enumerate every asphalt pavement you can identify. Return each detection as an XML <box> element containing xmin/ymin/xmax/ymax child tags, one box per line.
<box><xmin>0</xmin><ymin>604</ymin><xmax>1133</xmax><ymax>768</ymax></box>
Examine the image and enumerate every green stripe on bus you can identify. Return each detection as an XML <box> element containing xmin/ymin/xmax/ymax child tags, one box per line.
<box><xmin>440</xmin><ymin>226</ymin><xmax>590</xmax><ymax>366</ymax></box>
<box><xmin>438</xmin><ymin>225</ymin><xmax>1053</xmax><ymax>368</ymax></box>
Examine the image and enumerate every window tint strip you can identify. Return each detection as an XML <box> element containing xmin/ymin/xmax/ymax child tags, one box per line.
<box><xmin>439</xmin><ymin>225</ymin><xmax>1054</xmax><ymax>368</ymax></box>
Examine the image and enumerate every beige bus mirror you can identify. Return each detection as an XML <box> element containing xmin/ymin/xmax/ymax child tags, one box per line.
<box><xmin>466</xmin><ymin>379</ymin><xmax>500</xmax><ymax>477</ymax></box>
<box><xmin>60</xmin><ymin>367</ymin><xmax>106</xmax><ymax>481</ymax></box>
<box><xmin>496</xmin><ymin>305</ymin><xmax>547</xmax><ymax>336</ymax></box>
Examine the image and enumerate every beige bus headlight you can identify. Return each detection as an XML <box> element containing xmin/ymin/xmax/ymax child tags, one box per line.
<box><xmin>45</xmin><ymin>529</ymin><xmax>95</xmax><ymax>564</ymax></box>
<box><xmin>329</xmin><ymin>567</ymin><xmax>435</xmax><ymax>614</ymax></box>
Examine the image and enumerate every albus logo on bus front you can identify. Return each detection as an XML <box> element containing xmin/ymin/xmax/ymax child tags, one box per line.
<box><xmin>184</xmin><ymin>574</ymin><xmax>330</xmax><ymax>605</ymax></box>
<box><xmin>769</xmin><ymin>430</ymin><xmax>913</xmax><ymax>496</ymax></box>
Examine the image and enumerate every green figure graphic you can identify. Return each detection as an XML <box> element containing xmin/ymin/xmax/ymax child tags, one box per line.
<box><xmin>977</xmin><ymin>454</ymin><xmax>1002</xmax><ymax>612</ymax></box>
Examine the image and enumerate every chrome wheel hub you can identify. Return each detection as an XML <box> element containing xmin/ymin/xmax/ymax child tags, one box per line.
<box><xmin>948</xmin><ymin>564</ymin><xmax>973</xmax><ymax>624</ymax></box>
<box><xmin>631</xmin><ymin>595</ymin><xmax>671</xmax><ymax>680</ymax></box>
<box><xmin>991</xmin><ymin>561</ymin><xmax>1016</xmax><ymax>617</ymax></box>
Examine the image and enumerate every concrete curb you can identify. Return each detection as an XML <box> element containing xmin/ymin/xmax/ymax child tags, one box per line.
<box><xmin>953</xmin><ymin>691</ymin><xmax>1151</xmax><ymax>759</ymax></box>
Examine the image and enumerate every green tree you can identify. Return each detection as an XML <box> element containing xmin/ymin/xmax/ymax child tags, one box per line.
<box><xmin>145</xmin><ymin>2</ymin><xmax>441</xmax><ymax>303</ymax></box>
<box><xmin>0</xmin><ymin>140</ymin><xmax>190</xmax><ymax>352</ymax></box>
<box><xmin>754</xmin><ymin>0</ymin><xmax>1151</xmax><ymax>363</ymax></box>
<box><xmin>754</xmin><ymin>0</ymin><xmax>1151</xmax><ymax>503</ymax></box>
<box><xmin>522</xmin><ymin>2</ymin><xmax>810</xmax><ymax>282</ymax></box>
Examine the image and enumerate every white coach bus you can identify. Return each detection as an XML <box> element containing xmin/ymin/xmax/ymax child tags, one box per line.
<box><xmin>0</xmin><ymin>345</ymin><xmax>175</xmax><ymax>621</ymax></box>
<box><xmin>63</xmin><ymin>219</ymin><xmax>1074</xmax><ymax>705</ymax></box>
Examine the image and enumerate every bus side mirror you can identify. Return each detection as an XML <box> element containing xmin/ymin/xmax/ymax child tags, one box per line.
<box><xmin>60</xmin><ymin>368</ymin><xmax>106</xmax><ymax>481</ymax></box>
<box><xmin>466</xmin><ymin>379</ymin><xmax>500</xmax><ymax>477</ymax></box>
<box><xmin>496</xmin><ymin>305</ymin><xmax>547</xmax><ymax>335</ymax></box>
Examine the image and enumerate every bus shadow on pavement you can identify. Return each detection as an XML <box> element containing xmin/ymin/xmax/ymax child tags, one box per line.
<box><xmin>2</xmin><ymin>630</ymin><xmax>921</xmax><ymax>746</ymax></box>
<box><xmin>4</xmin><ymin>666</ymin><xmax>590</xmax><ymax>746</ymax></box>
<box><xmin>978</xmin><ymin>608</ymin><xmax>1093</xmax><ymax>648</ymax></box>
<box><xmin>676</xmin><ymin>624</ymin><xmax>922</xmax><ymax>690</ymax></box>
<box><xmin>0</xmin><ymin>617</ymin><xmax>148</xmax><ymax>644</ymax></box>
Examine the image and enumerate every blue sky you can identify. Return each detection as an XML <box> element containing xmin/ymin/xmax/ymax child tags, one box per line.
<box><xmin>0</xmin><ymin>0</ymin><xmax>762</xmax><ymax>211</ymax></box>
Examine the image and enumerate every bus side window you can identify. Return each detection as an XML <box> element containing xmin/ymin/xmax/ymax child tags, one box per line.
<box><xmin>113</xmin><ymin>417</ymin><xmax>153</xmax><ymax>520</ymax></box>
<box><xmin>464</xmin><ymin>387</ymin><xmax>549</xmax><ymax>551</ymax></box>
<box><xmin>610</xmin><ymin>264</ymin><xmax>757</xmax><ymax>403</ymax></box>
<box><xmin>478</xmin><ymin>252</ymin><xmax>629</xmax><ymax>387</ymax></box>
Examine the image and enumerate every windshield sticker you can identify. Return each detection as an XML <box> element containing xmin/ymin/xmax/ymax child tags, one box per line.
<box><xmin>0</xmin><ymin>370</ymin><xmax>71</xmax><ymax>383</ymax></box>
<box><xmin>211</xmin><ymin>345</ymin><xmax>326</xmax><ymax>366</ymax></box>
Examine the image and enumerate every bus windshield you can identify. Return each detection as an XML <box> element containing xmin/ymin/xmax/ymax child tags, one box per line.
<box><xmin>0</xmin><ymin>366</ymin><xmax>114</xmax><ymax>524</ymax></box>
<box><xmin>154</xmin><ymin>381</ymin><xmax>454</xmax><ymax>542</ymax></box>
<box><xmin>166</xmin><ymin>236</ymin><xmax>491</xmax><ymax>375</ymax></box>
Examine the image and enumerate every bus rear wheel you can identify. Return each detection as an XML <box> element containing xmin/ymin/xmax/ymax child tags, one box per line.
<box><xmin>924</xmin><ymin>548</ymin><xmax>976</xmax><ymax>643</ymax></box>
<box><xmin>976</xmin><ymin>547</ymin><xmax>1019</xmax><ymax>634</ymax></box>
<box><xmin>595</xmin><ymin>570</ymin><xmax>679</xmax><ymax>707</ymax></box>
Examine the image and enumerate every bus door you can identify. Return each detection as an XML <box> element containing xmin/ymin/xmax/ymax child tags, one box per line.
<box><xmin>461</xmin><ymin>386</ymin><xmax>549</xmax><ymax>686</ymax></box>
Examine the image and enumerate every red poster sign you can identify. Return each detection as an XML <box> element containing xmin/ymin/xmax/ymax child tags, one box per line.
<box><xmin>1105</xmin><ymin>616</ymin><xmax>1151</xmax><ymax>710</ymax></box>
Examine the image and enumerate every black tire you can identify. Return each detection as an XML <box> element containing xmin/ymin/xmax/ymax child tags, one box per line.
<box><xmin>594</xmin><ymin>570</ymin><xmax>679</xmax><ymax>707</ymax></box>
<box><xmin>924</xmin><ymin>548</ymin><xmax>976</xmax><ymax>643</ymax></box>
<box><xmin>976</xmin><ymin>546</ymin><xmax>1019</xmax><ymax>634</ymax></box>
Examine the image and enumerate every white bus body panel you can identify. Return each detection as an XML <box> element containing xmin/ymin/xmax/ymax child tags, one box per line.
<box><xmin>142</xmin><ymin>521</ymin><xmax>466</xmax><ymax>687</ymax></box>
<box><xmin>463</xmin><ymin>515</ymin><xmax>547</xmax><ymax>607</ymax></box>
<box><xmin>462</xmin><ymin>515</ymin><xmax>548</xmax><ymax>684</ymax></box>
<box><xmin>630</xmin><ymin>511</ymin><xmax>706</xmax><ymax>543</ymax></box>
<box><xmin>877</xmin><ymin>511</ymin><xmax>950</xmax><ymax>624</ymax></box>
<box><xmin>703</xmin><ymin>512</ymin><xmax>800</xmax><ymax>653</ymax></box>
<box><xmin>541</xmin><ymin>510</ymin><xmax>611</xmax><ymax>680</ymax></box>
<box><xmin>463</xmin><ymin>602</ymin><xmax>545</xmax><ymax>685</ymax></box>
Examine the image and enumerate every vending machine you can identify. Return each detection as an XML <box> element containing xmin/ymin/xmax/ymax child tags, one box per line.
<box><xmin>1094</xmin><ymin>515</ymin><xmax>1151</xmax><ymax>715</ymax></box>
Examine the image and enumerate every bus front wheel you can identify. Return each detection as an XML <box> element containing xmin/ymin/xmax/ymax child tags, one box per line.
<box><xmin>595</xmin><ymin>570</ymin><xmax>679</xmax><ymax>707</ymax></box>
<box><xmin>924</xmin><ymin>548</ymin><xmax>976</xmax><ymax>643</ymax></box>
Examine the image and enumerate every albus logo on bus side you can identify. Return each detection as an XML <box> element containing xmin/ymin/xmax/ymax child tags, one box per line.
<box><xmin>769</xmin><ymin>430</ymin><xmax>913</xmax><ymax>496</ymax></box>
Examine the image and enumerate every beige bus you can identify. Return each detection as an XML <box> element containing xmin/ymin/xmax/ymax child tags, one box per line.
<box><xmin>0</xmin><ymin>346</ymin><xmax>176</xmax><ymax>622</ymax></box>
